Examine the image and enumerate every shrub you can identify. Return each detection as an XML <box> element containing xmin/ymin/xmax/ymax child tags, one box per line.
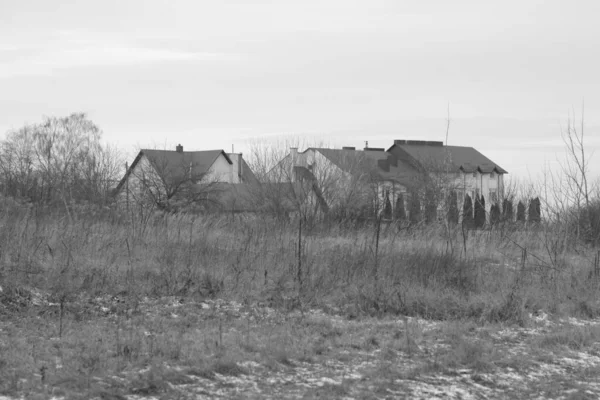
<box><xmin>394</xmin><ymin>193</ymin><xmax>406</xmax><ymax>221</ymax></box>
<box><xmin>474</xmin><ymin>195</ymin><xmax>486</xmax><ymax>228</ymax></box>
<box><xmin>462</xmin><ymin>194</ymin><xmax>473</xmax><ymax>228</ymax></box>
<box><xmin>516</xmin><ymin>201</ymin><xmax>526</xmax><ymax>222</ymax></box>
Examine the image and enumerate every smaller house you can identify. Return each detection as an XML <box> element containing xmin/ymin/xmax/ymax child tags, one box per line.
<box><xmin>115</xmin><ymin>144</ymin><xmax>257</xmax><ymax>210</ymax></box>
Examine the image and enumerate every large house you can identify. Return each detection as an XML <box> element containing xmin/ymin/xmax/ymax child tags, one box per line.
<box><xmin>115</xmin><ymin>144</ymin><xmax>257</xmax><ymax>210</ymax></box>
<box><xmin>269</xmin><ymin>139</ymin><xmax>507</xmax><ymax>221</ymax></box>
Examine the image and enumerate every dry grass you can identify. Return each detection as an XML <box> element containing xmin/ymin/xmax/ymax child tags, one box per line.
<box><xmin>1</xmin><ymin>200</ymin><xmax>600</xmax><ymax>397</ymax></box>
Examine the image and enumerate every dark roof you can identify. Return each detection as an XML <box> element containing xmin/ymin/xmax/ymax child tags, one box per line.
<box><xmin>387</xmin><ymin>144</ymin><xmax>507</xmax><ymax>174</ymax></box>
<box><xmin>207</xmin><ymin>182</ymin><xmax>304</xmax><ymax>213</ymax></box>
<box><xmin>227</xmin><ymin>153</ymin><xmax>259</xmax><ymax>185</ymax></box>
<box><xmin>143</xmin><ymin>149</ymin><xmax>232</xmax><ymax>180</ymax></box>
<box><xmin>240</xmin><ymin>158</ymin><xmax>259</xmax><ymax>184</ymax></box>
<box><xmin>115</xmin><ymin>149</ymin><xmax>232</xmax><ymax>193</ymax></box>
<box><xmin>312</xmin><ymin>148</ymin><xmax>420</xmax><ymax>186</ymax></box>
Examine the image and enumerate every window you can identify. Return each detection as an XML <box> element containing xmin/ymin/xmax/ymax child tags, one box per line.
<box><xmin>490</xmin><ymin>189</ymin><xmax>498</xmax><ymax>203</ymax></box>
<box><xmin>490</xmin><ymin>172</ymin><xmax>496</xmax><ymax>179</ymax></box>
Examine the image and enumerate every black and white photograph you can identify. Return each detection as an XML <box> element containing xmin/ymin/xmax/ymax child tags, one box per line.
<box><xmin>1</xmin><ymin>1</ymin><xmax>600</xmax><ymax>398</ymax></box>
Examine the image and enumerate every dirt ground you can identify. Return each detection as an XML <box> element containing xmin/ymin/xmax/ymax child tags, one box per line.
<box><xmin>2</xmin><ymin>293</ymin><xmax>600</xmax><ymax>399</ymax></box>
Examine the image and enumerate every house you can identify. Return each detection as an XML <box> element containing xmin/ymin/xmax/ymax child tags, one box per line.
<box><xmin>386</xmin><ymin>140</ymin><xmax>507</xmax><ymax>216</ymax></box>
<box><xmin>267</xmin><ymin>146</ymin><xmax>420</xmax><ymax>217</ymax></box>
<box><xmin>114</xmin><ymin>144</ymin><xmax>257</xmax><ymax>210</ymax></box>
<box><xmin>269</xmin><ymin>140</ymin><xmax>507</xmax><ymax>221</ymax></box>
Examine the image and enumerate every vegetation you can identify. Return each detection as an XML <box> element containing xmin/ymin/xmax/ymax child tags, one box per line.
<box><xmin>0</xmin><ymin>111</ymin><xmax>599</xmax><ymax>397</ymax></box>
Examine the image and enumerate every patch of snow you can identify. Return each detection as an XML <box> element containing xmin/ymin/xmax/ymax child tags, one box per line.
<box><xmin>318</xmin><ymin>377</ymin><xmax>340</xmax><ymax>386</ymax></box>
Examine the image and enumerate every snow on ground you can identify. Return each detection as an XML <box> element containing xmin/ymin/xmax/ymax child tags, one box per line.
<box><xmin>3</xmin><ymin>296</ymin><xmax>600</xmax><ymax>399</ymax></box>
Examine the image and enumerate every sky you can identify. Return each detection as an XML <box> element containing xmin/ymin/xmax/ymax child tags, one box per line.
<box><xmin>1</xmin><ymin>0</ymin><xmax>600</xmax><ymax>180</ymax></box>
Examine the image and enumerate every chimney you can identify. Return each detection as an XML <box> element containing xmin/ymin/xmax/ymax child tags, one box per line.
<box><xmin>364</xmin><ymin>147</ymin><xmax>385</xmax><ymax>152</ymax></box>
<box><xmin>176</xmin><ymin>144</ymin><xmax>183</xmax><ymax>153</ymax></box>
<box><xmin>342</xmin><ymin>146</ymin><xmax>356</xmax><ymax>150</ymax></box>
<box><xmin>290</xmin><ymin>147</ymin><xmax>298</xmax><ymax>162</ymax></box>
<box><xmin>290</xmin><ymin>148</ymin><xmax>298</xmax><ymax>182</ymax></box>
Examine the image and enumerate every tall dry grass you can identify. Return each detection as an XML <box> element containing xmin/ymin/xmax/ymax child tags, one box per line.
<box><xmin>0</xmin><ymin>196</ymin><xmax>599</xmax><ymax>324</ymax></box>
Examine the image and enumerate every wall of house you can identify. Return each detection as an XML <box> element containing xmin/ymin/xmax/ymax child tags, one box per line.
<box><xmin>116</xmin><ymin>155</ymin><xmax>166</xmax><ymax>207</ymax></box>
<box><xmin>445</xmin><ymin>171</ymin><xmax>504</xmax><ymax>221</ymax></box>
<box><xmin>297</xmin><ymin>150</ymin><xmax>350</xmax><ymax>211</ymax></box>
<box><xmin>226</xmin><ymin>153</ymin><xmax>244</xmax><ymax>184</ymax></box>
<box><xmin>285</xmin><ymin>149</ymin><xmax>409</xmax><ymax>216</ymax></box>
<box><xmin>205</xmin><ymin>154</ymin><xmax>234</xmax><ymax>183</ymax></box>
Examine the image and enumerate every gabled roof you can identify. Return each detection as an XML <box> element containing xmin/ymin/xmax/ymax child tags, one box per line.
<box><xmin>226</xmin><ymin>153</ymin><xmax>259</xmax><ymax>184</ymax></box>
<box><xmin>115</xmin><ymin>149</ymin><xmax>232</xmax><ymax>193</ymax></box>
<box><xmin>387</xmin><ymin>143</ymin><xmax>507</xmax><ymax>174</ymax></box>
<box><xmin>312</xmin><ymin>148</ymin><xmax>420</xmax><ymax>186</ymax></box>
<box><xmin>143</xmin><ymin>149</ymin><xmax>232</xmax><ymax>179</ymax></box>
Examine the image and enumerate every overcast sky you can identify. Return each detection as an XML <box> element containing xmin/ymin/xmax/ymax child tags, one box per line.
<box><xmin>1</xmin><ymin>0</ymin><xmax>599</xmax><ymax>179</ymax></box>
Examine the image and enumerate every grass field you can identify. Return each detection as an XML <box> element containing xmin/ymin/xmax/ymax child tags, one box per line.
<box><xmin>1</xmin><ymin>201</ymin><xmax>600</xmax><ymax>399</ymax></box>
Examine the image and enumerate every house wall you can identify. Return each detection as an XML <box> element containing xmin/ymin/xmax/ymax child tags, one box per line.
<box><xmin>226</xmin><ymin>153</ymin><xmax>244</xmax><ymax>184</ymax></box>
<box><xmin>116</xmin><ymin>155</ymin><xmax>166</xmax><ymax>207</ymax></box>
<box><xmin>117</xmin><ymin>152</ymin><xmax>242</xmax><ymax>209</ymax></box>
<box><xmin>282</xmin><ymin>149</ymin><xmax>409</xmax><ymax>216</ymax></box>
<box><xmin>443</xmin><ymin>171</ymin><xmax>504</xmax><ymax>221</ymax></box>
<box><xmin>206</xmin><ymin>154</ymin><xmax>235</xmax><ymax>183</ymax></box>
<box><xmin>294</xmin><ymin>150</ymin><xmax>352</xmax><ymax>211</ymax></box>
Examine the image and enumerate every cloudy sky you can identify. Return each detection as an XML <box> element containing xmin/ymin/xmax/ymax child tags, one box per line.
<box><xmin>1</xmin><ymin>0</ymin><xmax>599</xmax><ymax>179</ymax></box>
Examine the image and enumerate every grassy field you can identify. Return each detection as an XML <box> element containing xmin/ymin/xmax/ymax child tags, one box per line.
<box><xmin>1</xmin><ymin>200</ymin><xmax>600</xmax><ymax>399</ymax></box>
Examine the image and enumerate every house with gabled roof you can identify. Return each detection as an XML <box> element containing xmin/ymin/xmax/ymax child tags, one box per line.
<box><xmin>269</xmin><ymin>139</ymin><xmax>507</xmax><ymax>222</ymax></box>
<box><xmin>114</xmin><ymin>144</ymin><xmax>257</xmax><ymax>210</ymax></box>
<box><xmin>387</xmin><ymin>140</ymin><xmax>507</xmax><ymax>211</ymax></box>
<box><xmin>267</xmin><ymin>145</ymin><xmax>419</xmax><ymax>218</ymax></box>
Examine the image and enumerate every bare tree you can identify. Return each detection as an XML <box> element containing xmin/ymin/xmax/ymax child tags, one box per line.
<box><xmin>246</xmin><ymin>137</ymin><xmax>386</xmax><ymax>222</ymax></box>
<box><xmin>556</xmin><ymin>107</ymin><xmax>599</xmax><ymax>243</ymax></box>
<box><xmin>0</xmin><ymin>113</ymin><xmax>123</xmax><ymax>206</ymax></box>
<box><xmin>124</xmin><ymin>149</ymin><xmax>223</xmax><ymax>212</ymax></box>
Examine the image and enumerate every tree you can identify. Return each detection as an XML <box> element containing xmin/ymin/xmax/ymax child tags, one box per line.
<box><xmin>474</xmin><ymin>195</ymin><xmax>486</xmax><ymax>228</ymax></box>
<box><xmin>528</xmin><ymin>197</ymin><xmax>541</xmax><ymax>223</ymax></box>
<box><xmin>408</xmin><ymin>190</ymin><xmax>422</xmax><ymax>224</ymax></box>
<box><xmin>394</xmin><ymin>193</ymin><xmax>406</xmax><ymax>221</ymax></box>
<box><xmin>0</xmin><ymin>125</ymin><xmax>36</xmax><ymax>199</ymax></box>
<box><xmin>490</xmin><ymin>203</ymin><xmax>501</xmax><ymax>225</ymax></box>
<box><xmin>553</xmin><ymin>107</ymin><xmax>599</xmax><ymax>244</ymax></box>
<box><xmin>516</xmin><ymin>201</ymin><xmax>526</xmax><ymax>222</ymax></box>
<box><xmin>0</xmin><ymin>113</ymin><xmax>123</xmax><ymax>206</ymax></box>
<box><xmin>447</xmin><ymin>190</ymin><xmax>459</xmax><ymax>225</ymax></box>
<box><xmin>424</xmin><ymin>187</ymin><xmax>437</xmax><ymax>224</ymax></box>
<box><xmin>502</xmin><ymin>198</ymin><xmax>514</xmax><ymax>222</ymax></box>
<box><xmin>462</xmin><ymin>194</ymin><xmax>473</xmax><ymax>229</ymax></box>
<box><xmin>382</xmin><ymin>189</ymin><xmax>392</xmax><ymax>219</ymax></box>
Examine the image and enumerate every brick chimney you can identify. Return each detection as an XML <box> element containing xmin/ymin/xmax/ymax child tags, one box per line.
<box><xmin>176</xmin><ymin>144</ymin><xmax>183</xmax><ymax>153</ymax></box>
